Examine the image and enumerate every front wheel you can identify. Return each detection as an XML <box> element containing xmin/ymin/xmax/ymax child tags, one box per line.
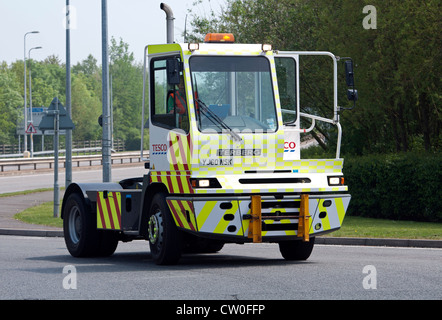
<box><xmin>278</xmin><ymin>237</ymin><xmax>315</xmax><ymax>261</ymax></box>
<box><xmin>148</xmin><ymin>193</ymin><xmax>182</xmax><ymax>265</ymax></box>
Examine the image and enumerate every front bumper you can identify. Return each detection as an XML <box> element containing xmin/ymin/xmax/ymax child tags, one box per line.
<box><xmin>166</xmin><ymin>193</ymin><xmax>351</xmax><ymax>242</ymax></box>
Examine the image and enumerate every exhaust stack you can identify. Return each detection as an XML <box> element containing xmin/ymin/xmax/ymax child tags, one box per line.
<box><xmin>160</xmin><ymin>3</ymin><xmax>174</xmax><ymax>44</ymax></box>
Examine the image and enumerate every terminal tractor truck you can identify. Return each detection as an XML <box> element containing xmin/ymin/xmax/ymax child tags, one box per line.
<box><xmin>61</xmin><ymin>3</ymin><xmax>357</xmax><ymax>265</ymax></box>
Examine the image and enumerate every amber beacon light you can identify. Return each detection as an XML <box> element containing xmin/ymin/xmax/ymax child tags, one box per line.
<box><xmin>204</xmin><ymin>33</ymin><xmax>235</xmax><ymax>43</ymax></box>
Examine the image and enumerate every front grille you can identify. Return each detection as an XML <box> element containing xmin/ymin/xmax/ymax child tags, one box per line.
<box><xmin>261</xmin><ymin>199</ymin><xmax>301</xmax><ymax>222</ymax></box>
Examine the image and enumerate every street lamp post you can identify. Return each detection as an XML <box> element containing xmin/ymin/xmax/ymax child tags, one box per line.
<box><xmin>101</xmin><ymin>0</ymin><xmax>112</xmax><ymax>182</ymax></box>
<box><xmin>23</xmin><ymin>31</ymin><xmax>39</xmax><ymax>156</ymax></box>
<box><xmin>28</xmin><ymin>46</ymin><xmax>42</xmax><ymax>158</ymax></box>
<box><xmin>66</xmin><ymin>0</ymin><xmax>73</xmax><ymax>188</ymax></box>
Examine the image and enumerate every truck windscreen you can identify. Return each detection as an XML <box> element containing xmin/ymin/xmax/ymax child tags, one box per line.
<box><xmin>190</xmin><ymin>56</ymin><xmax>277</xmax><ymax>134</ymax></box>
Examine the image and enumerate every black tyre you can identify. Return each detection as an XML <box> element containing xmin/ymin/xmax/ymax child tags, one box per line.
<box><xmin>63</xmin><ymin>192</ymin><xmax>118</xmax><ymax>257</ymax></box>
<box><xmin>97</xmin><ymin>230</ymin><xmax>119</xmax><ymax>257</ymax></box>
<box><xmin>278</xmin><ymin>237</ymin><xmax>315</xmax><ymax>261</ymax></box>
<box><xmin>148</xmin><ymin>193</ymin><xmax>182</xmax><ymax>265</ymax></box>
<box><xmin>63</xmin><ymin>192</ymin><xmax>100</xmax><ymax>257</ymax></box>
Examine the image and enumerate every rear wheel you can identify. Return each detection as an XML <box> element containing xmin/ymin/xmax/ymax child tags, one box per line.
<box><xmin>278</xmin><ymin>237</ymin><xmax>315</xmax><ymax>261</ymax></box>
<box><xmin>63</xmin><ymin>193</ymin><xmax>99</xmax><ymax>257</ymax></box>
<box><xmin>63</xmin><ymin>192</ymin><xmax>118</xmax><ymax>257</ymax></box>
<box><xmin>148</xmin><ymin>193</ymin><xmax>182</xmax><ymax>265</ymax></box>
<box><xmin>97</xmin><ymin>231</ymin><xmax>119</xmax><ymax>257</ymax></box>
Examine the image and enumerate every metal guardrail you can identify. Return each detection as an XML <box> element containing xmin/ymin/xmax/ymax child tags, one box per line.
<box><xmin>0</xmin><ymin>139</ymin><xmax>125</xmax><ymax>156</ymax></box>
<box><xmin>0</xmin><ymin>147</ymin><xmax>102</xmax><ymax>159</ymax></box>
<box><xmin>0</xmin><ymin>151</ymin><xmax>149</xmax><ymax>173</ymax></box>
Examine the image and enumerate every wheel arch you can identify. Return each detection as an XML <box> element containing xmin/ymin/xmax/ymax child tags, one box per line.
<box><xmin>61</xmin><ymin>182</ymin><xmax>122</xmax><ymax>219</ymax></box>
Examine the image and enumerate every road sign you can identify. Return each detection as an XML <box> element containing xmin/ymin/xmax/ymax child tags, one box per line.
<box><xmin>39</xmin><ymin>97</ymin><xmax>75</xmax><ymax>131</ymax></box>
<box><xmin>26</xmin><ymin>122</ymin><xmax>38</xmax><ymax>134</ymax></box>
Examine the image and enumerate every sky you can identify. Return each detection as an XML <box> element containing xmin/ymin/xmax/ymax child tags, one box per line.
<box><xmin>0</xmin><ymin>0</ymin><xmax>226</xmax><ymax>65</ymax></box>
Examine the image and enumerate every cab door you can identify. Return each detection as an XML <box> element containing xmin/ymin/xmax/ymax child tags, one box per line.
<box><xmin>149</xmin><ymin>53</ymin><xmax>191</xmax><ymax>172</ymax></box>
<box><xmin>274</xmin><ymin>53</ymin><xmax>300</xmax><ymax>160</ymax></box>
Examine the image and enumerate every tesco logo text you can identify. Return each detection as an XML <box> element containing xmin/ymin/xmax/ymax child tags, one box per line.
<box><xmin>152</xmin><ymin>144</ymin><xmax>167</xmax><ymax>152</ymax></box>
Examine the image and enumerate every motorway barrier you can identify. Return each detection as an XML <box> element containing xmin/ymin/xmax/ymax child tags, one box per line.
<box><xmin>0</xmin><ymin>151</ymin><xmax>148</xmax><ymax>172</ymax></box>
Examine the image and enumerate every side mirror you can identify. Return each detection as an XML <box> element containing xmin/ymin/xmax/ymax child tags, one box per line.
<box><xmin>341</xmin><ymin>58</ymin><xmax>357</xmax><ymax>108</ymax></box>
<box><xmin>345</xmin><ymin>60</ymin><xmax>355</xmax><ymax>87</ymax></box>
<box><xmin>167</xmin><ymin>58</ymin><xmax>182</xmax><ymax>85</ymax></box>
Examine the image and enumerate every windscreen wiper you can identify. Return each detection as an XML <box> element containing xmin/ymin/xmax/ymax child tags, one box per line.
<box><xmin>196</xmin><ymin>98</ymin><xmax>242</xmax><ymax>142</ymax></box>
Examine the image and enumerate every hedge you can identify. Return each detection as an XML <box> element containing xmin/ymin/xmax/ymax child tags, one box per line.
<box><xmin>343</xmin><ymin>153</ymin><xmax>442</xmax><ymax>222</ymax></box>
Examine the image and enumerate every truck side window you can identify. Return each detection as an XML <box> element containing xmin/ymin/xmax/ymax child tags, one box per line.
<box><xmin>151</xmin><ymin>57</ymin><xmax>189</xmax><ymax>132</ymax></box>
<box><xmin>275</xmin><ymin>57</ymin><xmax>297</xmax><ymax>124</ymax></box>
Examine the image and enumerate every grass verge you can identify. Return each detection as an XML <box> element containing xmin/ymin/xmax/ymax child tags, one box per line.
<box><xmin>13</xmin><ymin>201</ymin><xmax>442</xmax><ymax>240</ymax></box>
<box><xmin>0</xmin><ymin>188</ymin><xmax>55</xmax><ymax>198</ymax></box>
<box><xmin>14</xmin><ymin>201</ymin><xmax>63</xmax><ymax>228</ymax></box>
<box><xmin>333</xmin><ymin>216</ymin><xmax>442</xmax><ymax>240</ymax></box>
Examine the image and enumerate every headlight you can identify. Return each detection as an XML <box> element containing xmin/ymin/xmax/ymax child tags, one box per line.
<box><xmin>198</xmin><ymin>179</ymin><xmax>210</xmax><ymax>187</ymax></box>
<box><xmin>190</xmin><ymin>178</ymin><xmax>222</xmax><ymax>188</ymax></box>
<box><xmin>328</xmin><ymin>176</ymin><xmax>345</xmax><ymax>186</ymax></box>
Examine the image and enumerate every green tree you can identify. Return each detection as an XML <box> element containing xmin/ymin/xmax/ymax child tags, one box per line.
<box><xmin>72</xmin><ymin>54</ymin><xmax>101</xmax><ymax>95</ymax></box>
<box><xmin>0</xmin><ymin>64</ymin><xmax>23</xmax><ymax>144</ymax></box>
<box><xmin>188</xmin><ymin>0</ymin><xmax>442</xmax><ymax>155</ymax></box>
<box><xmin>71</xmin><ymin>73</ymin><xmax>102</xmax><ymax>141</ymax></box>
<box><xmin>315</xmin><ymin>0</ymin><xmax>442</xmax><ymax>154</ymax></box>
<box><xmin>109</xmin><ymin>37</ymin><xmax>143</xmax><ymax>150</ymax></box>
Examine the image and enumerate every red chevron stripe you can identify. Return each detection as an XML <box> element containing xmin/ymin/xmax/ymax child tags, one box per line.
<box><xmin>176</xmin><ymin>134</ymin><xmax>189</xmax><ymax>171</ymax></box>
<box><xmin>167</xmin><ymin>200</ymin><xmax>184</xmax><ymax>228</ymax></box>
<box><xmin>169</xmin><ymin>136</ymin><xmax>179</xmax><ymax>171</ymax></box>
<box><xmin>177</xmin><ymin>200</ymin><xmax>196</xmax><ymax>231</ymax></box>
<box><xmin>104</xmin><ymin>195</ymin><xmax>115</xmax><ymax>229</ymax></box>
<box><xmin>166</xmin><ymin>174</ymin><xmax>174</xmax><ymax>193</ymax></box>
<box><xmin>97</xmin><ymin>192</ymin><xmax>106</xmax><ymax>228</ymax></box>
<box><xmin>112</xmin><ymin>192</ymin><xmax>121</xmax><ymax>227</ymax></box>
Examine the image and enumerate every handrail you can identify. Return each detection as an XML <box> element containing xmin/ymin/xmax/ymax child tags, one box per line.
<box><xmin>278</xmin><ymin>50</ymin><xmax>341</xmax><ymax>159</ymax></box>
<box><xmin>140</xmin><ymin>45</ymin><xmax>149</xmax><ymax>162</ymax></box>
<box><xmin>282</xmin><ymin>109</ymin><xmax>316</xmax><ymax>133</ymax></box>
<box><xmin>282</xmin><ymin>110</ymin><xmax>342</xmax><ymax>159</ymax></box>
<box><xmin>299</xmin><ymin>112</ymin><xmax>342</xmax><ymax>159</ymax></box>
<box><xmin>299</xmin><ymin>113</ymin><xmax>342</xmax><ymax>159</ymax></box>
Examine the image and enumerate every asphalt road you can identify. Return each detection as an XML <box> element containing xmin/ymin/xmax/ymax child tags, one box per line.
<box><xmin>0</xmin><ymin>235</ymin><xmax>440</xmax><ymax>300</ymax></box>
<box><xmin>0</xmin><ymin>165</ymin><xmax>146</xmax><ymax>194</ymax></box>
